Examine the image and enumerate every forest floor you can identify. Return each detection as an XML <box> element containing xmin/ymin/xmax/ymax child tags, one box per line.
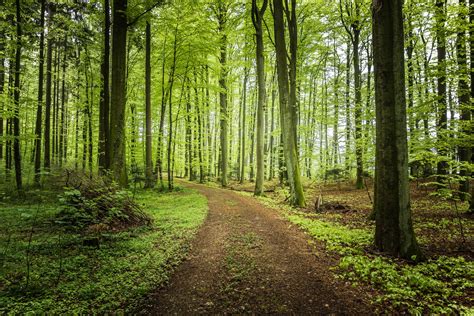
<box><xmin>139</xmin><ymin>178</ymin><xmax>473</xmax><ymax>314</ymax></box>
<box><xmin>138</xmin><ymin>181</ymin><xmax>373</xmax><ymax>314</ymax></box>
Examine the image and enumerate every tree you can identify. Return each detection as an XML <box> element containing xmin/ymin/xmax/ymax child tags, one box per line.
<box><xmin>435</xmin><ymin>0</ymin><xmax>448</xmax><ymax>181</ymax></box>
<box><xmin>339</xmin><ymin>0</ymin><xmax>365</xmax><ymax>189</ymax></box>
<box><xmin>252</xmin><ymin>0</ymin><xmax>267</xmax><ymax>196</ymax></box>
<box><xmin>98</xmin><ymin>0</ymin><xmax>110</xmax><ymax>171</ymax></box>
<box><xmin>44</xmin><ymin>4</ymin><xmax>54</xmax><ymax>172</ymax></box>
<box><xmin>13</xmin><ymin>0</ymin><xmax>22</xmax><ymax>193</ymax></box>
<box><xmin>372</xmin><ymin>0</ymin><xmax>422</xmax><ymax>260</ymax></box>
<box><xmin>110</xmin><ymin>0</ymin><xmax>128</xmax><ymax>186</ymax></box>
<box><xmin>33</xmin><ymin>0</ymin><xmax>46</xmax><ymax>185</ymax></box>
<box><xmin>217</xmin><ymin>0</ymin><xmax>229</xmax><ymax>187</ymax></box>
<box><xmin>273</xmin><ymin>0</ymin><xmax>305</xmax><ymax>207</ymax></box>
<box><xmin>144</xmin><ymin>21</ymin><xmax>154</xmax><ymax>188</ymax></box>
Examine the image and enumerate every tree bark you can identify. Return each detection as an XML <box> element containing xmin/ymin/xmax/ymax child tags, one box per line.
<box><xmin>13</xmin><ymin>0</ymin><xmax>22</xmax><ymax>193</ymax></box>
<box><xmin>110</xmin><ymin>0</ymin><xmax>128</xmax><ymax>186</ymax></box>
<box><xmin>252</xmin><ymin>0</ymin><xmax>268</xmax><ymax>196</ymax></box>
<box><xmin>99</xmin><ymin>0</ymin><xmax>110</xmax><ymax>171</ymax></box>
<box><xmin>436</xmin><ymin>0</ymin><xmax>448</xmax><ymax>181</ymax></box>
<box><xmin>217</xmin><ymin>2</ymin><xmax>228</xmax><ymax>187</ymax></box>
<box><xmin>273</xmin><ymin>0</ymin><xmax>305</xmax><ymax>207</ymax></box>
<box><xmin>33</xmin><ymin>0</ymin><xmax>45</xmax><ymax>185</ymax></box>
<box><xmin>457</xmin><ymin>0</ymin><xmax>471</xmax><ymax>202</ymax></box>
<box><xmin>144</xmin><ymin>21</ymin><xmax>154</xmax><ymax>188</ymax></box>
<box><xmin>44</xmin><ymin>5</ymin><xmax>54</xmax><ymax>172</ymax></box>
<box><xmin>373</xmin><ymin>0</ymin><xmax>423</xmax><ymax>260</ymax></box>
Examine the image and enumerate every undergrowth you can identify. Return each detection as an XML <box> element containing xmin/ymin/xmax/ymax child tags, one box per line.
<box><xmin>0</xmin><ymin>186</ymin><xmax>207</xmax><ymax>314</ymax></box>
<box><xmin>250</xmin><ymin>193</ymin><xmax>473</xmax><ymax>315</ymax></box>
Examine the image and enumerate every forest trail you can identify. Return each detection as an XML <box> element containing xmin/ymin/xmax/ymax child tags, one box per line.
<box><xmin>138</xmin><ymin>182</ymin><xmax>372</xmax><ymax>315</ymax></box>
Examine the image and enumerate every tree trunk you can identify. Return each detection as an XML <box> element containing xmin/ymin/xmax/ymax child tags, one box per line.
<box><xmin>457</xmin><ymin>0</ymin><xmax>471</xmax><ymax>202</ymax></box>
<box><xmin>344</xmin><ymin>43</ymin><xmax>351</xmax><ymax>174</ymax></box>
<box><xmin>436</xmin><ymin>0</ymin><xmax>448</xmax><ymax>181</ymax></box>
<box><xmin>59</xmin><ymin>38</ymin><xmax>66</xmax><ymax>167</ymax></box>
<box><xmin>239</xmin><ymin>67</ymin><xmax>248</xmax><ymax>184</ymax></box>
<box><xmin>373</xmin><ymin>0</ymin><xmax>422</xmax><ymax>260</ymax></box>
<box><xmin>44</xmin><ymin>5</ymin><xmax>54</xmax><ymax>172</ymax></box>
<box><xmin>13</xmin><ymin>0</ymin><xmax>22</xmax><ymax>193</ymax></box>
<box><xmin>273</xmin><ymin>0</ymin><xmax>305</xmax><ymax>207</ymax></box>
<box><xmin>252</xmin><ymin>0</ymin><xmax>268</xmax><ymax>196</ymax></box>
<box><xmin>34</xmin><ymin>0</ymin><xmax>45</xmax><ymax>185</ymax></box>
<box><xmin>352</xmin><ymin>16</ymin><xmax>363</xmax><ymax>189</ymax></box>
<box><xmin>469</xmin><ymin>0</ymin><xmax>474</xmax><ymax>212</ymax></box>
<box><xmin>99</xmin><ymin>0</ymin><xmax>110</xmax><ymax>171</ymax></box>
<box><xmin>110</xmin><ymin>0</ymin><xmax>128</xmax><ymax>186</ymax></box>
<box><xmin>144</xmin><ymin>21</ymin><xmax>154</xmax><ymax>188</ymax></box>
<box><xmin>217</xmin><ymin>2</ymin><xmax>228</xmax><ymax>187</ymax></box>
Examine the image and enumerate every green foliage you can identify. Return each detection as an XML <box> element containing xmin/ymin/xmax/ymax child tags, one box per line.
<box><xmin>339</xmin><ymin>255</ymin><xmax>473</xmax><ymax>314</ymax></box>
<box><xmin>251</xmin><ymin>193</ymin><xmax>472</xmax><ymax>314</ymax></box>
<box><xmin>0</xmin><ymin>188</ymin><xmax>208</xmax><ymax>314</ymax></box>
<box><xmin>286</xmin><ymin>213</ymin><xmax>371</xmax><ymax>254</ymax></box>
<box><xmin>56</xmin><ymin>177</ymin><xmax>152</xmax><ymax>231</ymax></box>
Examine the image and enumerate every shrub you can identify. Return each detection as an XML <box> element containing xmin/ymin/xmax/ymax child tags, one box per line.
<box><xmin>55</xmin><ymin>173</ymin><xmax>152</xmax><ymax>232</ymax></box>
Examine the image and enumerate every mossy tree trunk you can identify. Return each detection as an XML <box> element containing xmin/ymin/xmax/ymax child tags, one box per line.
<box><xmin>372</xmin><ymin>0</ymin><xmax>423</xmax><ymax>260</ymax></box>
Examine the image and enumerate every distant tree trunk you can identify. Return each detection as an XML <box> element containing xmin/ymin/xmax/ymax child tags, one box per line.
<box><xmin>144</xmin><ymin>21</ymin><xmax>154</xmax><ymax>188</ymax></box>
<box><xmin>59</xmin><ymin>38</ymin><xmax>66</xmax><ymax>167</ymax></box>
<box><xmin>185</xmin><ymin>80</ymin><xmax>193</xmax><ymax>180</ymax></box>
<box><xmin>110</xmin><ymin>0</ymin><xmax>128</xmax><ymax>186</ymax></box>
<box><xmin>352</xmin><ymin>12</ymin><xmax>363</xmax><ymax>189</ymax></box>
<box><xmin>44</xmin><ymin>5</ymin><xmax>54</xmax><ymax>172</ymax></box>
<box><xmin>34</xmin><ymin>0</ymin><xmax>45</xmax><ymax>185</ymax></box>
<box><xmin>12</xmin><ymin>0</ymin><xmax>22</xmax><ymax>193</ymax></box>
<box><xmin>239</xmin><ymin>67</ymin><xmax>248</xmax><ymax>184</ymax></box>
<box><xmin>99</xmin><ymin>0</ymin><xmax>110</xmax><ymax>171</ymax></box>
<box><xmin>217</xmin><ymin>2</ymin><xmax>228</xmax><ymax>187</ymax></box>
<box><xmin>344</xmin><ymin>43</ymin><xmax>351</xmax><ymax>174</ymax></box>
<box><xmin>436</xmin><ymin>0</ymin><xmax>448</xmax><ymax>181</ymax></box>
<box><xmin>273</xmin><ymin>0</ymin><xmax>305</xmax><ymax>207</ymax></box>
<box><xmin>373</xmin><ymin>0</ymin><xmax>422</xmax><ymax>260</ymax></box>
<box><xmin>252</xmin><ymin>0</ymin><xmax>268</xmax><ymax>195</ymax></box>
<box><xmin>193</xmin><ymin>70</ymin><xmax>204</xmax><ymax>183</ymax></box>
<box><xmin>268</xmin><ymin>72</ymin><xmax>276</xmax><ymax>180</ymax></box>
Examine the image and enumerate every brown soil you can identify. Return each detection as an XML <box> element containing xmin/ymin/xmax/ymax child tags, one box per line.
<box><xmin>138</xmin><ymin>181</ymin><xmax>374</xmax><ymax>315</ymax></box>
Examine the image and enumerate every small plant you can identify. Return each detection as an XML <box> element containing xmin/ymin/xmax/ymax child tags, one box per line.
<box><xmin>55</xmin><ymin>173</ymin><xmax>152</xmax><ymax>232</ymax></box>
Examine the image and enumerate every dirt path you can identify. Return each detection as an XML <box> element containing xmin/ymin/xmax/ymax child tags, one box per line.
<box><xmin>138</xmin><ymin>182</ymin><xmax>373</xmax><ymax>314</ymax></box>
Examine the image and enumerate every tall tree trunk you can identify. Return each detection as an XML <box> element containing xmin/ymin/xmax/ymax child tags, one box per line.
<box><xmin>193</xmin><ymin>70</ymin><xmax>204</xmax><ymax>183</ymax></box>
<box><xmin>99</xmin><ymin>0</ymin><xmax>110</xmax><ymax>171</ymax></box>
<box><xmin>239</xmin><ymin>67</ymin><xmax>248</xmax><ymax>184</ymax></box>
<box><xmin>44</xmin><ymin>5</ymin><xmax>54</xmax><ymax>172</ymax></box>
<box><xmin>110</xmin><ymin>0</ymin><xmax>128</xmax><ymax>186</ymax></box>
<box><xmin>268</xmin><ymin>72</ymin><xmax>276</xmax><ymax>180</ymax></box>
<box><xmin>13</xmin><ymin>0</ymin><xmax>22</xmax><ymax>193</ymax></box>
<box><xmin>352</xmin><ymin>9</ymin><xmax>363</xmax><ymax>189</ymax></box>
<box><xmin>33</xmin><ymin>0</ymin><xmax>45</xmax><ymax>184</ymax></box>
<box><xmin>0</xmin><ymin>0</ymin><xmax>4</xmax><ymax>162</ymax></box>
<box><xmin>436</xmin><ymin>0</ymin><xmax>448</xmax><ymax>181</ymax></box>
<box><xmin>273</xmin><ymin>0</ymin><xmax>305</xmax><ymax>207</ymax></box>
<box><xmin>344</xmin><ymin>43</ymin><xmax>351</xmax><ymax>174</ymax></box>
<box><xmin>372</xmin><ymin>0</ymin><xmax>422</xmax><ymax>260</ymax></box>
<box><xmin>252</xmin><ymin>0</ymin><xmax>268</xmax><ymax>196</ymax></box>
<box><xmin>469</xmin><ymin>0</ymin><xmax>474</xmax><ymax>212</ymax></box>
<box><xmin>59</xmin><ymin>37</ymin><xmax>66</xmax><ymax>167</ymax></box>
<box><xmin>144</xmin><ymin>21</ymin><xmax>154</xmax><ymax>188</ymax></box>
<box><xmin>217</xmin><ymin>2</ymin><xmax>228</xmax><ymax>187</ymax></box>
<box><xmin>457</xmin><ymin>0</ymin><xmax>471</xmax><ymax>202</ymax></box>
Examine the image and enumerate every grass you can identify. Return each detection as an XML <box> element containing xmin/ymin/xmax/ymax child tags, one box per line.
<box><xmin>0</xmin><ymin>186</ymin><xmax>208</xmax><ymax>314</ymax></box>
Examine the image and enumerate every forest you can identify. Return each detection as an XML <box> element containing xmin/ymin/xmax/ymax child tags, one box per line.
<box><xmin>0</xmin><ymin>0</ymin><xmax>473</xmax><ymax>314</ymax></box>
